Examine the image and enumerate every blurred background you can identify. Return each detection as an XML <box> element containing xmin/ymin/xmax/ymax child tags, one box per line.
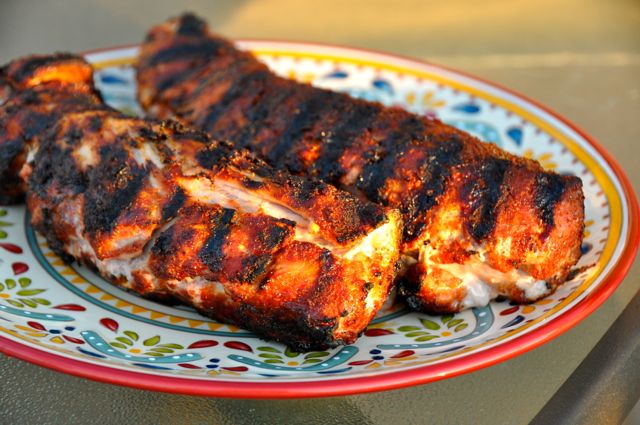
<box><xmin>1</xmin><ymin>1</ymin><xmax>639</xmax><ymax>424</ymax></box>
<box><xmin>1</xmin><ymin>0</ymin><xmax>639</xmax><ymax>60</ymax></box>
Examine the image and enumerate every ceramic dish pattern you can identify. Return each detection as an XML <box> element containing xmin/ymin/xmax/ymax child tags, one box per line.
<box><xmin>0</xmin><ymin>43</ymin><xmax>637</xmax><ymax>397</ymax></box>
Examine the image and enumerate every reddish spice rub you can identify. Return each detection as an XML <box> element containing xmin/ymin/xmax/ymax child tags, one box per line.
<box><xmin>0</xmin><ymin>54</ymin><xmax>401</xmax><ymax>351</ymax></box>
<box><xmin>136</xmin><ymin>14</ymin><xmax>585</xmax><ymax>313</ymax></box>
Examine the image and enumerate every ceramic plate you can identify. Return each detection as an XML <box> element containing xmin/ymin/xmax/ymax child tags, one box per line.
<box><xmin>1</xmin><ymin>42</ymin><xmax>638</xmax><ymax>398</ymax></box>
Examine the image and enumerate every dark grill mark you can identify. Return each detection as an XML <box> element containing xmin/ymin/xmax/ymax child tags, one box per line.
<box><xmin>267</xmin><ymin>89</ymin><xmax>342</xmax><ymax>164</ymax></box>
<box><xmin>402</xmin><ymin>137</ymin><xmax>464</xmax><ymax>241</ymax></box>
<box><xmin>161</xmin><ymin>187</ymin><xmax>186</xmax><ymax>221</ymax></box>
<box><xmin>461</xmin><ymin>158</ymin><xmax>510</xmax><ymax>241</ymax></box>
<box><xmin>178</xmin><ymin>57</ymin><xmax>255</xmax><ymax>111</ymax></box>
<box><xmin>209</xmin><ymin>70</ymin><xmax>272</xmax><ymax>140</ymax></box>
<box><xmin>534</xmin><ymin>173</ymin><xmax>566</xmax><ymax>231</ymax></box>
<box><xmin>156</xmin><ymin>62</ymin><xmax>209</xmax><ymax>93</ymax></box>
<box><xmin>233</xmin><ymin>81</ymin><xmax>298</xmax><ymax>149</ymax></box>
<box><xmin>351</xmin><ymin>202</ymin><xmax>387</xmax><ymax>239</ymax></box>
<box><xmin>200</xmin><ymin>69</ymin><xmax>271</xmax><ymax>133</ymax></box>
<box><xmin>314</xmin><ymin>101</ymin><xmax>381</xmax><ymax>182</ymax></box>
<box><xmin>199</xmin><ymin>208</ymin><xmax>236</xmax><ymax>272</ymax></box>
<box><xmin>83</xmin><ymin>144</ymin><xmax>147</xmax><ymax>236</ymax></box>
<box><xmin>356</xmin><ymin>116</ymin><xmax>427</xmax><ymax>204</ymax></box>
<box><xmin>195</xmin><ymin>144</ymin><xmax>231</xmax><ymax>169</ymax></box>
<box><xmin>151</xmin><ymin>222</ymin><xmax>176</xmax><ymax>257</ymax></box>
<box><xmin>238</xmin><ymin>223</ymin><xmax>291</xmax><ymax>284</ymax></box>
<box><xmin>146</xmin><ymin>40</ymin><xmax>225</xmax><ymax>67</ymax></box>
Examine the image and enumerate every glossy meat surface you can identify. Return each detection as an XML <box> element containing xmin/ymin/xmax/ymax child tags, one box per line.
<box><xmin>137</xmin><ymin>13</ymin><xmax>585</xmax><ymax>313</ymax></box>
<box><xmin>1</xmin><ymin>55</ymin><xmax>401</xmax><ymax>350</ymax></box>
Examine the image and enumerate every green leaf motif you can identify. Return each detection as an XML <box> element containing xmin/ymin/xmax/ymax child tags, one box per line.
<box><xmin>398</xmin><ymin>326</ymin><xmax>421</xmax><ymax>332</ymax></box>
<box><xmin>110</xmin><ymin>342</ymin><xmax>127</xmax><ymax>349</ymax></box>
<box><xmin>264</xmin><ymin>359</ymin><xmax>284</xmax><ymax>364</ymax></box>
<box><xmin>7</xmin><ymin>299</ymin><xmax>23</xmax><ymax>308</ymax></box>
<box><xmin>447</xmin><ymin>319</ymin><xmax>464</xmax><ymax>329</ymax></box>
<box><xmin>0</xmin><ymin>230</ymin><xmax>6</xmax><ymax>239</ymax></box>
<box><xmin>143</xmin><ymin>335</ymin><xmax>161</xmax><ymax>346</ymax></box>
<box><xmin>0</xmin><ymin>209</ymin><xmax>7</xmax><ymax>217</ymax></box>
<box><xmin>149</xmin><ymin>347</ymin><xmax>173</xmax><ymax>354</ymax></box>
<box><xmin>257</xmin><ymin>346</ymin><xmax>280</xmax><ymax>353</ymax></box>
<box><xmin>123</xmin><ymin>330</ymin><xmax>139</xmax><ymax>341</ymax></box>
<box><xmin>405</xmin><ymin>331</ymin><xmax>430</xmax><ymax>337</ymax></box>
<box><xmin>18</xmin><ymin>278</ymin><xmax>31</xmax><ymax>288</ymax></box>
<box><xmin>144</xmin><ymin>351</ymin><xmax>163</xmax><ymax>357</ymax></box>
<box><xmin>258</xmin><ymin>353</ymin><xmax>282</xmax><ymax>360</ymax></box>
<box><xmin>16</xmin><ymin>289</ymin><xmax>45</xmax><ymax>296</ymax></box>
<box><xmin>420</xmin><ymin>319</ymin><xmax>441</xmax><ymax>330</ymax></box>
<box><xmin>304</xmin><ymin>351</ymin><xmax>329</xmax><ymax>359</ymax></box>
<box><xmin>455</xmin><ymin>323</ymin><xmax>468</xmax><ymax>332</ymax></box>
<box><xmin>284</xmin><ymin>346</ymin><xmax>299</xmax><ymax>358</ymax></box>
<box><xmin>415</xmin><ymin>335</ymin><xmax>439</xmax><ymax>342</ymax></box>
<box><xmin>302</xmin><ymin>358</ymin><xmax>323</xmax><ymax>364</ymax></box>
<box><xmin>158</xmin><ymin>343</ymin><xmax>183</xmax><ymax>349</ymax></box>
<box><xmin>33</xmin><ymin>298</ymin><xmax>51</xmax><ymax>306</ymax></box>
<box><xmin>0</xmin><ymin>221</ymin><xmax>11</xmax><ymax>227</ymax></box>
<box><xmin>20</xmin><ymin>299</ymin><xmax>37</xmax><ymax>308</ymax></box>
<box><xmin>0</xmin><ymin>282</ymin><xmax>4</xmax><ymax>292</ymax></box>
<box><xmin>6</xmin><ymin>279</ymin><xmax>16</xmax><ymax>290</ymax></box>
<box><xmin>441</xmin><ymin>314</ymin><xmax>454</xmax><ymax>324</ymax></box>
<box><xmin>115</xmin><ymin>337</ymin><xmax>133</xmax><ymax>346</ymax></box>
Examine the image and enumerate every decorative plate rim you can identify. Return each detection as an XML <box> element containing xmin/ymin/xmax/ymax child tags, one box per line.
<box><xmin>1</xmin><ymin>41</ymin><xmax>638</xmax><ymax>399</ymax></box>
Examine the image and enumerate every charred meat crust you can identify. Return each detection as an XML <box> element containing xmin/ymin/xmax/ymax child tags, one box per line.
<box><xmin>136</xmin><ymin>13</ymin><xmax>585</xmax><ymax>313</ymax></box>
<box><xmin>139</xmin><ymin>19</ymin><xmax>551</xmax><ymax>246</ymax></box>
<box><xmin>83</xmin><ymin>145</ymin><xmax>148</xmax><ymax>237</ymax></box>
<box><xmin>27</xmin><ymin>110</ymin><xmax>396</xmax><ymax>349</ymax></box>
<box><xmin>161</xmin><ymin>187</ymin><xmax>186</xmax><ymax>221</ymax></box>
<box><xmin>2</xmin><ymin>53</ymin><xmax>400</xmax><ymax>350</ymax></box>
<box><xmin>4</xmin><ymin>53</ymin><xmax>82</xmax><ymax>86</ymax></box>
<box><xmin>0</xmin><ymin>81</ymin><xmax>106</xmax><ymax>203</ymax></box>
<box><xmin>459</xmin><ymin>157</ymin><xmax>510</xmax><ymax>241</ymax></box>
<box><xmin>144</xmin><ymin>39</ymin><xmax>228</xmax><ymax>68</ymax></box>
<box><xmin>534</xmin><ymin>173</ymin><xmax>568</xmax><ymax>235</ymax></box>
<box><xmin>0</xmin><ymin>139</ymin><xmax>26</xmax><ymax>203</ymax></box>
